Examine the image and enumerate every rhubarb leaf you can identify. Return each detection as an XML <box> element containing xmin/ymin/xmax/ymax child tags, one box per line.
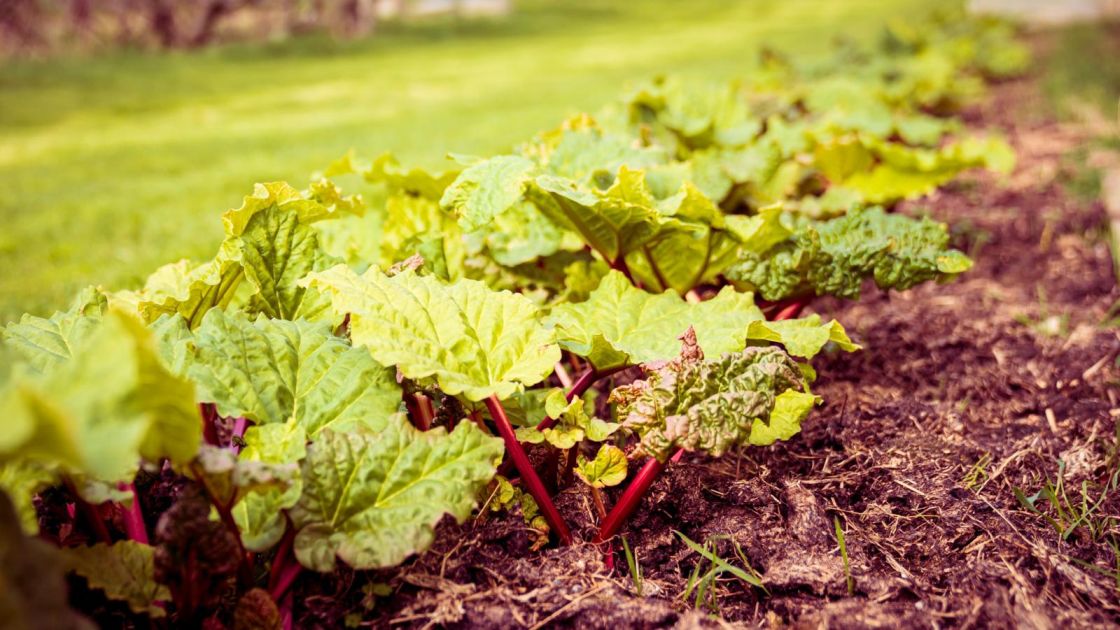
<box><xmin>610</xmin><ymin>330</ymin><xmax>809</xmax><ymax>461</ymax></box>
<box><xmin>290</xmin><ymin>421</ymin><xmax>503</xmax><ymax>571</ymax></box>
<box><xmin>133</xmin><ymin>241</ymin><xmax>244</xmax><ymax>329</ymax></box>
<box><xmin>232</xmin><ymin>423</ymin><xmax>307</xmax><ymax>552</ymax></box>
<box><xmin>236</xmin><ymin>205</ymin><xmax>336</xmax><ymax>323</ymax></box>
<box><xmin>728</xmin><ymin>207</ymin><xmax>972</xmax><ymax>300</ymax></box>
<box><xmin>442</xmin><ymin>155</ymin><xmax>536</xmax><ymax>232</ymax></box>
<box><xmin>548</xmin><ymin>270</ymin><xmax>764</xmax><ymax>370</ymax></box>
<box><xmin>575</xmin><ymin>445</ymin><xmax>628</xmax><ymax>488</ymax></box>
<box><xmin>0</xmin><ymin>311</ymin><xmax>200</xmax><ymax>483</ymax></box>
<box><xmin>746</xmin><ymin>315</ymin><xmax>859</xmax><ymax>358</ymax></box>
<box><xmin>2</xmin><ymin>287</ymin><xmax>108</xmax><ymax>373</ymax></box>
<box><xmin>748</xmin><ymin>390</ymin><xmax>818</xmax><ymax>446</ymax></box>
<box><xmin>190</xmin><ymin>445</ymin><xmax>297</xmax><ymax>511</ymax></box>
<box><xmin>222</xmin><ymin>181</ymin><xmax>335</xmax><ymax>237</ymax></box>
<box><xmin>63</xmin><ymin>541</ymin><xmax>170</xmax><ymax>617</ymax></box>
<box><xmin>303</xmin><ymin>265</ymin><xmax>560</xmax><ymax>401</ymax></box>
<box><xmin>533</xmin><ymin>168</ymin><xmax>662</xmax><ymax>263</ymax></box>
<box><xmin>187</xmin><ymin>310</ymin><xmax>401</xmax><ymax>436</ymax></box>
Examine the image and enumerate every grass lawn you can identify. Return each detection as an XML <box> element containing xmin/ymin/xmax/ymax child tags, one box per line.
<box><xmin>0</xmin><ymin>0</ymin><xmax>939</xmax><ymax>325</ymax></box>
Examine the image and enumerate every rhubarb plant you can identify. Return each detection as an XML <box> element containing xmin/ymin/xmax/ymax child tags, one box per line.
<box><xmin>0</xmin><ymin>11</ymin><xmax>1025</xmax><ymax>625</ymax></box>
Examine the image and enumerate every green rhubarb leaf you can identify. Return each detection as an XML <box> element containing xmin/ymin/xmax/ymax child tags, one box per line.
<box><xmin>187</xmin><ymin>309</ymin><xmax>401</xmax><ymax>436</ymax></box>
<box><xmin>3</xmin><ymin>287</ymin><xmax>108</xmax><ymax>373</ymax></box>
<box><xmin>548</xmin><ymin>270</ymin><xmax>764</xmax><ymax>370</ymax></box>
<box><xmin>0</xmin><ymin>310</ymin><xmax>200</xmax><ymax>483</ymax></box>
<box><xmin>232</xmin><ymin>423</ymin><xmax>307</xmax><ymax>552</ymax></box>
<box><xmin>471</xmin><ymin>200</ymin><xmax>583</xmax><ymax>268</ymax></box>
<box><xmin>515</xmin><ymin>388</ymin><xmax>617</xmax><ymax>448</ymax></box>
<box><xmin>745</xmin><ymin>314</ymin><xmax>859</xmax><ymax>359</ymax></box>
<box><xmin>532</xmin><ymin>168</ymin><xmax>662</xmax><ymax>264</ymax></box>
<box><xmin>610</xmin><ymin>329</ymin><xmax>809</xmax><ymax>461</ymax></box>
<box><xmin>63</xmin><ymin>541</ymin><xmax>170</xmax><ymax>617</ymax></box>
<box><xmin>365</xmin><ymin>153</ymin><xmax>458</xmax><ymax>201</ymax></box>
<box><xmin>443</xmin><ymin>155</ymin><xmax>537</xmax><ymax>232</ymax></box>
<box><xmin>303</xmin><ymin>265</ymin><xmax>560</xmax><ymax>401</ymax></box>
<box><xmin>133</xmin><ymin>240</ymin><xmax>244</xmax><ymax>329</ymax></box>
<box><xmin>623</xmin><ymin>183</ymin><xmax>741</xmax><ymax>293</ymax></box>
<box><xmin>290</xmin><ymin>421</ymin><xmax>503</xmax><ymax>571</ymax></box>
<box><xmin>575</xmin><ymin>445</ymin><xmax>628</xmax><ymax>488</ymax></box>
<box><xmin>149</xmin><ymin>314</ymin><xmax>193</xmax><ymax>376</ymax></box>
<box><xmin>222</xmin><ymin>181</ymin><xmax>334</xmax><ymax>237</ymax></box>
<box><xmin>237</xmin><ymin>205</ymin><xmax>337</xmax><ymax>323</ymax></box>
<box><xmin>748</xmin><ymin>390</ymin><xmax>818</xmax><ymax>446</ymax></box>
<box><xmin>728</xmin><ymin>207</ymin><xmax>973</xmax><ymax>301</ymax></box>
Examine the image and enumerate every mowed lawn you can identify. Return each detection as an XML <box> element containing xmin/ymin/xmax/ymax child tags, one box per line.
<box><xmin>0</xmin><ymin>0</ymin><xmax>938</xmax><ymax>324</ymax></box>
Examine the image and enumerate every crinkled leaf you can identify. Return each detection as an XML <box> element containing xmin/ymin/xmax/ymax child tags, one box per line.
<box><xmin>290</xmin><ymin>421</ymin><xmax>503</xmax><ymax>571</ymax></box>
<box><xmin>187</xmin><ymin>309</ymin><xmax>400</xmax><ymax>436</ymax></box>
<box><xmin>610</xmin><ymin>330</ymin><xmax>808</xmax><ymax>461</ymax></box>
<box><xmin>728</xmin><ymin>207</ymin><xmax>973</xmax><ymax>301</ymax></box>
<box><xmin>234</xmin><ymin>588</ymin><xmax>282</xmax><ymax>630</ymax></box>
<box><xmin>303</xmin><ymin>266</ymin><xmax>560</xmax><ymax>401</ymax></box>
<box><xmin>575</xmin><ymin>445</ymin><xmax>628</xmax><ymax>488</ymax></box>
<box><xmin>63</xmin><ymin>541</ymin><xmax>170</xmax><ymax>617</ymax></box>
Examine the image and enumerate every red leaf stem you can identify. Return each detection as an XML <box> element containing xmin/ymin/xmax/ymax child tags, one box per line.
<box><xmin>485</xmin><ymin>395</ymin><xmax>572</xmax><ymax>545</ymax></box>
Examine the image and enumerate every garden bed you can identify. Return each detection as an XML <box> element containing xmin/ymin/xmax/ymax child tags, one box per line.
<box><xmin>342</xmin><ymin>73</ymin><xmax>1120</xmax><ymax>630</ymax></box>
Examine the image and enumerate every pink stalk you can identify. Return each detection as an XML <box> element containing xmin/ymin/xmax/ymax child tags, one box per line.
<box><xmin>485</xmin><ymin>395</ymin><xmax>572</xmax><ymax>545</ymax></box>
<box><xmin>593</xmin><ymin>449</ymin><xmax>683</xmax><ymax>544</ymax></box>
<box><xmin>230</xmin><ymin>417</ymin><xmax>249</xmax><ymax>454</ymax></box>
<box><xmin>121</xmin><ymin>483</ymin><xmax>149</xmax><ymax>544</ymax></box>
<box><xmin>268</xmin><ymin>525</ymin><xmax>302</xmax><ymax>602</ymax></box>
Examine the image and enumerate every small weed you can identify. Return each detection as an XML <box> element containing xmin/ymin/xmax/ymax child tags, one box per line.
<box><xmin>962</xmin><ymin>452</ymin><xmax>992</xmax><ymax>492</ymax></box>
<box><xmin>621</xmin><ymin>536</ymin><xmax>643</xmax><ymax>596</ymax></box>
<box><xmin>676</xmin><ymin>531</ymin><xmax>766</xmax><ymax>614</ymax></box>
<box><xmin>1013</xmin><ymin>460</ymin><xmax>1120</xmax><ymax>543</ymax></box>
<box><xmin>1014</xmin><ymin>285</ymin><xmax>1069</xmax><ymax>338</ymax></box>
<box><xmin>834</xmin><ymin>516</ymin><xmax>854</xmax><ymax>596</ymax></box>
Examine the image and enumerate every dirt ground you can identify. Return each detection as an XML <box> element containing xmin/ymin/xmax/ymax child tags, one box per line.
<box><xmin>286</xmin><ymin>62</ymin><xmax>1120</xmax><ymax>629</ymax></box>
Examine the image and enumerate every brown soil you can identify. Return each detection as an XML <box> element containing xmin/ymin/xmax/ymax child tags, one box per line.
<box><xmin>293</xmin><ymin>73</ymin><xmax>1120</xmax><ymax>629</ymax></box>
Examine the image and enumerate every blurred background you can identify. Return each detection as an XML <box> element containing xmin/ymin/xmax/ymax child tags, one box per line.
<box><xmin>0</xmin><ymin>0</ymin><xmax>1117</xmax><ymax>325</ymax></box>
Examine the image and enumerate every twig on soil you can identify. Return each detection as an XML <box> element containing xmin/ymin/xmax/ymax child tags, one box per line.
<box><xmin>528</xmin><ymin>584</ymin><xmax>610</xmax><ymax>630</ymax></box>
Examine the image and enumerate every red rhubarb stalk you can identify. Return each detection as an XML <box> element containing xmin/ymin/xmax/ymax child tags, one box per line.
<box><xmin>485</xmin><ymin>395</ymin><xmax>572</xmax><ymax>545</ymax></box>
<box><xmin>121</xmin><ymin>483</ymin><xmax>149</xmax><ymax>544</ymax></box>
<box><xmin>593</xmin><ymin>449</ymin><xmax>683</xmax><ymax>544</ymax></box>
